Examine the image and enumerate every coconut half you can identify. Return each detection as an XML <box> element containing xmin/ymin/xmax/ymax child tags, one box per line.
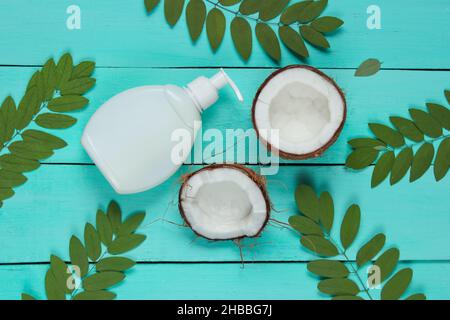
<box><xmin>178</xmin><ymin>164</ymin><xmax>270</xmax><ymax>241</ymax></box>
<box><xmin>252</xmin><ymin>65</ymin><xmax>347</xmax><ymax>159</ymax></box>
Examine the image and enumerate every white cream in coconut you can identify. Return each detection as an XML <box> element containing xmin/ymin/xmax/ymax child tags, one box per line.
<box><xmin>254</xmin><ymin>67</ymin><xmax>345</xmax><ymax>156</ymax></box>
<box><xmin>180</xmin><ymin>167</ymin><xmax>268</xmax><ymax>240</ymax></box>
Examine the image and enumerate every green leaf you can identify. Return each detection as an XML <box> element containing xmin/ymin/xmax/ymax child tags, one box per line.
<box><xmin>0</xmin><ymin>154</ymin><xmax>40</xmax><ymax>173</ymax></box>
<box><xmin>434</xmin><ymin>137</ymin><xmax>450</xmax><ymax>181</ymax></box>
<box><xmin>427</xmin><ymin>103</ymin><xmax>450</xmax><ymax>131</ymax></box>
<box><xmin>107</xmin><ymin>200</ymin><xmax>122</xmax><ymax>235</ymax></box>
<box><xmin>22</xmin><ymin>129</ymin><xmax>67</xmax><ymax>149</ymax></box>
<box><xmin>279</xmin><ymin>26</ymin><xmax>309</xmax><ymax>58</ymax></box>
<box><xmin>231</xmin><ymin>17</ymin><xmax>252</xmax><ymax>61</ymax></box>
<box><xmin>118</xmin><ymin>211</ymin><xmax>146</xmax><ymax>236</ymax></box>
<box><xmin>300</xmin><ymin>235</ymin><xmax>338</xmax><ymax>257</ymax></box>
<box><xmin>0</xmin><ymin>96</ymin><xmax>16</xmax><ymax>144</ymax></box>
<box><xmin>288</xmin><ymin>215</ymin><xmax>323</xmax><ymax>236</ymax></box>
<box><xmin>340</xmin><ymin>204</ymin><xmax>360</xmax><ymax>250</ymax></box>
<box><xmin>295</xmin><ymin>184</ymin><xmax>319</xmax><ymax>222</ymax></box>
<box><xmin>318</xmin><ymin>278</ymin><xmax>360</xmax><ymax>296</ymax></box>
<box><xmin>445</xmin><ymin>90</ymin><xmax>450</xmax><ymax>105</ymax></box>
<box><xmin>96</xmin><ymin>209</ymin><xmax>113</xmax><ymax>246</ymax></box>
<box><xmin>239</xmin><ymin>0</ymin><xmax>260</xmax><ymax>15</ymax></box>
<box><xmin>345</xmin><ymin>148</ymin><xmax>379</xmax><ymax>170</ymax></box>
<box><xmin>318</xmin><ymin>191</ymin><xmax>333</xmax><ymax>233</ymax></box>
<box><xmin>348</xmin><ymin>138</ymin><xmax>385</xmax><ymax>149</ymax></box>
<box><xmin>50</xmin><ymin>255</ymin><xmax>72</xmax><ymax>294</ymax></box>
<box><xmin>410</xmin><ymin>143</ymin><xmax>434</xmax><ymax>182</ymax></box>
<box><xmin>0</xmin><ymin>187</ymin><xmax>14</xmax><ymax>201</ymax></box>
<box><xmin>8</xmin><ymin>140</ymin><xmax>53</xmax><ymax>160</ymax></box>
<box><xmin>164</xmin><ymin>0</ymin><xmax>185</xmax><ymax>26</ymax></box>
<box><xmin>206</xmin><ymin>8</ymin><xmax>226</xmax><ymax>52</ymax></box>
<box><xmin>41</xmin><ymin>58</ymin><xmax>57</xmax><ymax>100</ymax></box>
<box><xmin>406</xmin><ymin>293</ymin><xmax>426</xmax><ymax>300</ymax></box>
<box><xmin>307</xmin><ymin>260</ymin><xmax>349</xmax><ymax>278</ymax></box>
<box><xmin>15</xmin><ymin>87</ymin><xmax>40</xmax><ymax>130</ymax></box>
<box><xmin>356</xmin><ymin>233</ymin><xmax>386</xmax><ymax>267</ymax></box>
<box><xmin>371</xmin><ymin>151</ymin><xmax>394</xmax><ymax>188</ymax></box>
<box><xmin>255</xmin><ymin>23</ymin><xmax>281</xmax><ymax>62</ymax></box>
<box><xmin>45</xmin><ymin>269</ymin><xmax>66</xmax><ymax>300</ymax></box>
<box><xmin>390</xmin><ymin>147</ymin><xmax>413</xmax><ymax>185</ymax></box>
<box><xmin>55</xmin><ymin>53</ymin><xmax>73</xmax><ymax>88</ymax></box>
<box><xmin>186</xmin><ymin>0</ymin><xmax>206</xmax><ymax>42</ymax></box>
<box><xmin>311</xmin><ymin>16</ymin><xmax>344</xmax><ymax>33</ymax></box>
<box><xmin>96</xmin><ymin>257</ymin><xmax>136</xmax><ymax>272</ymax></box>
<box><xmin>373</xmin><ymin>248</ymin><xmax>400</xmax><ymax>282</ymax></box>
<box><xmin>390</xmin><ymin>116</ymin><xmax>424</xmax><ymax>142</ymax></box>
<box><xmin>369</xmin><ymin>123</ymin><xmax>405</xmax><ymax>148</ymax></box>
<box><xmin>73</xmin><ymin>290</ymin><xmax>116</xmax><ymax>300</ymax></box>
<box><xmin>409</xmin><ymin>108</ymin><xmax>443</xmax><ymax>138</ymax></box>
<box><xmin>71</xmin><ymin>61</ymin><xmax>95</xmax><ymax>79</ymax></box>
<box><xmin>259</xmin><ymin>0</ymin><xmax>289</xmax><ymax>21</ymax></box>
<box><xmin>297</xmin><ymin>0</ymin><xmax>328</xmax><ymax>23</ymax></box>
<box><xmin>0</xmin><ymin>169</ymin><xmax>27</xmax><ymax>188</ymax></box>
<box><xmin>355</xmin><ymin>58</ymin><xmax>381</xmax><ymax>77</ymax></box>
<box><xmin>60</xmin><ymin>78</ymin><xmax>96</xmax><ymax>96</ymax></box>
<box><xmin>21</xmin><ymin>293</ymin><xmax>37</xmax><ymax>300</ymax></box>
<box><xmin>219</xmin><ymin>0</ymin><xmax>241</xmax><ymax>5</ymax></box>
<box><xmin>300</xmin><ymin>25</ymin><xmax>330</xmax><ymax>49</ymax></box>
<box><xmin>381</xmin><ymin>268</ymin><xmax>413</xmax><ymax>300</ymax></box>
<box><xmin>108</xmin><ymin>234</ymin><xmax>147</xmax><ymax>255</ymax></box>
<box><xmin>47</xmin><ymin>95</ymin><xmax>89</xmax><ymax>113</ymax></box>
<box><xmin>280</xmin><ymin>1</ymin><xmax>313</xmax><ymax>25</ymax></box>
<box><xmin>35</xmin><ymin>113</ymin><xmax>77</xmax><ymax>129</ymax></box>
<box><xmin>69</xmin><ymin>235</ymin><xmax>89</xmax><ymax>277</ymax></box>
<box><xmin>83</xmin><ymin>271</ymin><xmax>125</xmax><ymax>291</ymax></box>
<box><xmin>332</xmin><ymin>295</ymin><xmax>364</xmax><ymax>300</ymax></box>
<box><xmin>84</xmin><ymin>223</ymin><xmax>101</xmax><ymax>261</ymax></box>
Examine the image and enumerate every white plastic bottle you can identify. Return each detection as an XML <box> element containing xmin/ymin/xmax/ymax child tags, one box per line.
<box><xmin>82</xmin><ymin>69</ymin><xmax>243</xmax><ymax>194</ymax></box>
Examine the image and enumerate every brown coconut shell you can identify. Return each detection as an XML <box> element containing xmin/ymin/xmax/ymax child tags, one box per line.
<box><xmin>178</xmin><ymin>164</ymin><xmax>271</xmax><ymax>241</ymax></box>
<box><xmin>252</xmin><ymin>65</ymin><xmax>347</xmax><ymax>160</ymax></box>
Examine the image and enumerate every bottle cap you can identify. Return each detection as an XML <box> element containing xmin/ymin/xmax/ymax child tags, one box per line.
<box><xmin>187</xmin><ymin>69</ymin><xmax>244</xmax><ymax>111</ymax></box>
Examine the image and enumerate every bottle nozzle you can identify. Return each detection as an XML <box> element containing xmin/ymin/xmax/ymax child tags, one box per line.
<box><xmin>187</xmin><ymin>69</ymin><xmax>244</xmax><ymax>111</ymax></box>
<box><xmin>210</xmin><ymin>69</ymin><xmax>244</xmax><ymax>102</ymax></box>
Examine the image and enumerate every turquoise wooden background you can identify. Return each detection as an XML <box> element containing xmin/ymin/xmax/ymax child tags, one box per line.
<box><xmin>0</xmin><ymin>0</ymin><xmax>449</xmax><ymax>300</ymax></box>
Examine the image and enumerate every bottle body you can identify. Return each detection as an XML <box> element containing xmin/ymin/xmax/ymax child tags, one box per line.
<box><xmin>82</xmin><ymin>85</ymin><xmax>201</xmax><ymax>194</ymax></box>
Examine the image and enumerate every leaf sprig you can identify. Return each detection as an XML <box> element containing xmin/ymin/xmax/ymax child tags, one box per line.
<box><xmin>21</xmin><ymin>201</ymin><xmax>147</xmax><ymax>300</ymax></box>
<box><xmin>289</xmin><ymin>185</ymin><xmax>426</xmax><ymax>300</ymax></box>
<box><xmin>145</xmin><ymin>0</ymin><xmax>344</xmax><ymax>62</ymax></box>
<box><xmin>0</xmin><ymin>53</ymin><xmax>95</xmax><ymax>207</ymax></box>
<box><xmin>346</xmin><ymin>90</ymin><xmax>450</xmax><ymax>187</ymax></box>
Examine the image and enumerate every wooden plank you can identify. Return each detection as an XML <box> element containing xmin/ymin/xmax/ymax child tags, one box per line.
<box><xmin>0</xmin><ymin>1</ymin><xmax>449</xmax><ymax>68</ymax></box>
<box><xmin>1</xmin><ymin>67</ymin><xmax>449</xmax><ymax>164</ymax></box>
<box><xmin>3</xmin><ymin>261</ymin><xmax>448</xmax><ymax>300</ymax></box>
<box><xmin>0</xmin><ymin>165</ymin><xmax>448</xmax><ymax>263</ymax></box>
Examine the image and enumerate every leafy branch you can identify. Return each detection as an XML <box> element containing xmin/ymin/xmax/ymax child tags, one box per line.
<box><xmin>346</xmin><ymin>90</ymin><xmax>450</xmax><ymax>188</ymax></box>
<box><xmin>144</xmin><ymin>0</ymin><xmax>344</xmax><ymax>62</ymax></box>
<box><xmin>289</xmin><ymin>185</ymin><xmax>426</xmax><ymax>300</ymax></box>
<box><xmin>0</xmin><ymin>53</ymin><xmax>95</xmax><ymax>207</ymax></box>
<box><xmin>22</xmin><ymin>201</ymin><xmax>147</xmax><ymax>300</ymax></box>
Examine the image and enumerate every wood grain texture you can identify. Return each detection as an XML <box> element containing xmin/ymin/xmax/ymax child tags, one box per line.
<box><xmin>0</xmin><ymin>67</ymin><xmax>448</xmax><ymax>164</ymax></box>
<box><xmin>2</xmin><ymin>262</ymin><xmax>449</xmax><ymax>300</ymax></box>
<box><xmin>0</xmin><ymin>165</ymin><xmax>448</xmax><ymax>263</ymax></box>
<box><xmin>0</xmin><ymin>0</ymin><xmax>449</xmax><ymax>68</ymax></box>
<box><xmin>0</xmin><ymin>0</ymin><xmax>449</xmax><ymax>300</ymax></box>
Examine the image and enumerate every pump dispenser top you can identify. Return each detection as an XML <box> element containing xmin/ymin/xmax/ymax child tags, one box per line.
<box><xmin>82</xmin><ymin>69</ymin><xmax>243</xmax><ymax>194</ymax></box>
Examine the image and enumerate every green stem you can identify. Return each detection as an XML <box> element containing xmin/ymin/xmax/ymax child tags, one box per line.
<box><xmin>325</xmin><ymin>235</ymin><xmax>373</xmax><ymax>300</ymax></box>
<box><xmin>385</xmin><ymin>134</ymin><xmax>450</xmax><ymax>153</ymax></box>
<box><xmin>205</xmin><ymin>0</ymin><xmax>298</xmax><ymax>27</ymax></box>
<box><xmin>69</xmin><ymin>251</ymin><xmax>107</xmax><ymax>299</ymax></box>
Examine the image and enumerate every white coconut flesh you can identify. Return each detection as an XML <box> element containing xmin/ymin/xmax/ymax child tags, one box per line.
<box><xmin>180</xmin><ymin>167</ymin><xmax>268</xmax><ymax>240</ymax></box>
<box><xmin>254</xmin><ymin>68</ymin><xmax>345</xmax><ymax>156</ymax></box>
